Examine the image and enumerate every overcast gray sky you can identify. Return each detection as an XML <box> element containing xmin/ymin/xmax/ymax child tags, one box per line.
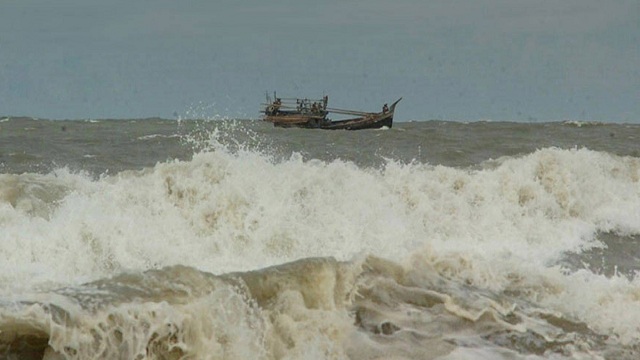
<box><xmin>1</xmin><ymin>0</ymin><xmax>638</xmax><ymax>121</ymax></box>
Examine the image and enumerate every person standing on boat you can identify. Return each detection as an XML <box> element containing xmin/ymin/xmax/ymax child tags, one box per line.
<box><xmin>272</xmin><ymin>98</ymin><xmax>281</xmax><ymax>114</ymax></box>
<box><xmin>382</xmin><ymin>103</ymin><xmax>389</xmax><ymax>113</ymax></box>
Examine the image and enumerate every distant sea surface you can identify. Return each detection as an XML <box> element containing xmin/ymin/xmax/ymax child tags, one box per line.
<box><xmin>1</xmin><ymin>116</ymin><xmax>640</xmax><ymax>359</ymax></box>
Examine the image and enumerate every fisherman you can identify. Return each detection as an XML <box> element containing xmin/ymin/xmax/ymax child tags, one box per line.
<box><xmin>382</xmin><ymin>103</ymin><xmax>389</xmax><ymax>113</ymax></box>
<box><xmin>272</xmin><ymin>98</ymin><xmax>282</xmax><ymax>114</ymax></box>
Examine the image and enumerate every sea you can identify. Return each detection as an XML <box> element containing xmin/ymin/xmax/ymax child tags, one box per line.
<box><xmin>1</xmin><ymin>116</ymin><xmax>639</xmax><ymax>359</ymax></box>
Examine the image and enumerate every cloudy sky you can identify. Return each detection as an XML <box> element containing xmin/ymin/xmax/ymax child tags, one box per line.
<box><xmin>1</xmin><ymin>0</ymin><xmax>638</xmax><ymax>122</ymax></box>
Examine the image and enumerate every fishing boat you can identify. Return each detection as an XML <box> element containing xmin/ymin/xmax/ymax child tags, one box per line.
<box><xmin>261</xmin><ymin>92</ymin><xmax>401</xmax><ymax>130</ymax></box>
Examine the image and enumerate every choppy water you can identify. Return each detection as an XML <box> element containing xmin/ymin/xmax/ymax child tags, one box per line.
<box><xmin>1</xmin><ymin>116</ymin><xmax>640</xmax><ymax>359</ymax></box>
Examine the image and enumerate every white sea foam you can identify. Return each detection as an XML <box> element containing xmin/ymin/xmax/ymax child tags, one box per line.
<box><xmin>1</xmin><ymin>140</ymin><xmax>639</xmax><ymax>354</ymax></box>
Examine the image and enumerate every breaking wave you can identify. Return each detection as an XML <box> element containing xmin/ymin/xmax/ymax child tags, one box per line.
<box><xmin>1</xmin><ymin>128</ymin><xmax>640</xmax><ymax>358</ymax></box>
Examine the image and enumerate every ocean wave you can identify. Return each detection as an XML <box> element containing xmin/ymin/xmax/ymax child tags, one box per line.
<box><xmin>137</xmin><ymin>134</ymin><xmax>182</xmax><ymax>141</ymax></box>
<box><xmin>0</xmin><ymin>256</ymin><xmax>636</xmax><ymax>359</ymax></box>
<box><xmin>1</xmin><ymin>140</ymin><xmax>640</xmax><ymax>357</ymax></box>
<box><xmin>562</xmin><ymin>120</ymin><xmax>608</xmax><ymax>127</ymax></box>
<box><xmin>1</xmin><ymin>145</ymin><xmax>639</xmax><ymax>278</ymax></box>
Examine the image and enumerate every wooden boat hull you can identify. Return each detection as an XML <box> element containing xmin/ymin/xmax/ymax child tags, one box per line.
<box><xmin>264</xmin><ymin>114</ymin><xmax>326</xmax><ymax>127</ymax></box>
<box><xmin>316</xmin><ymin>111</ymin><xmax>393</xmax><ymax>130</ymax></box>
